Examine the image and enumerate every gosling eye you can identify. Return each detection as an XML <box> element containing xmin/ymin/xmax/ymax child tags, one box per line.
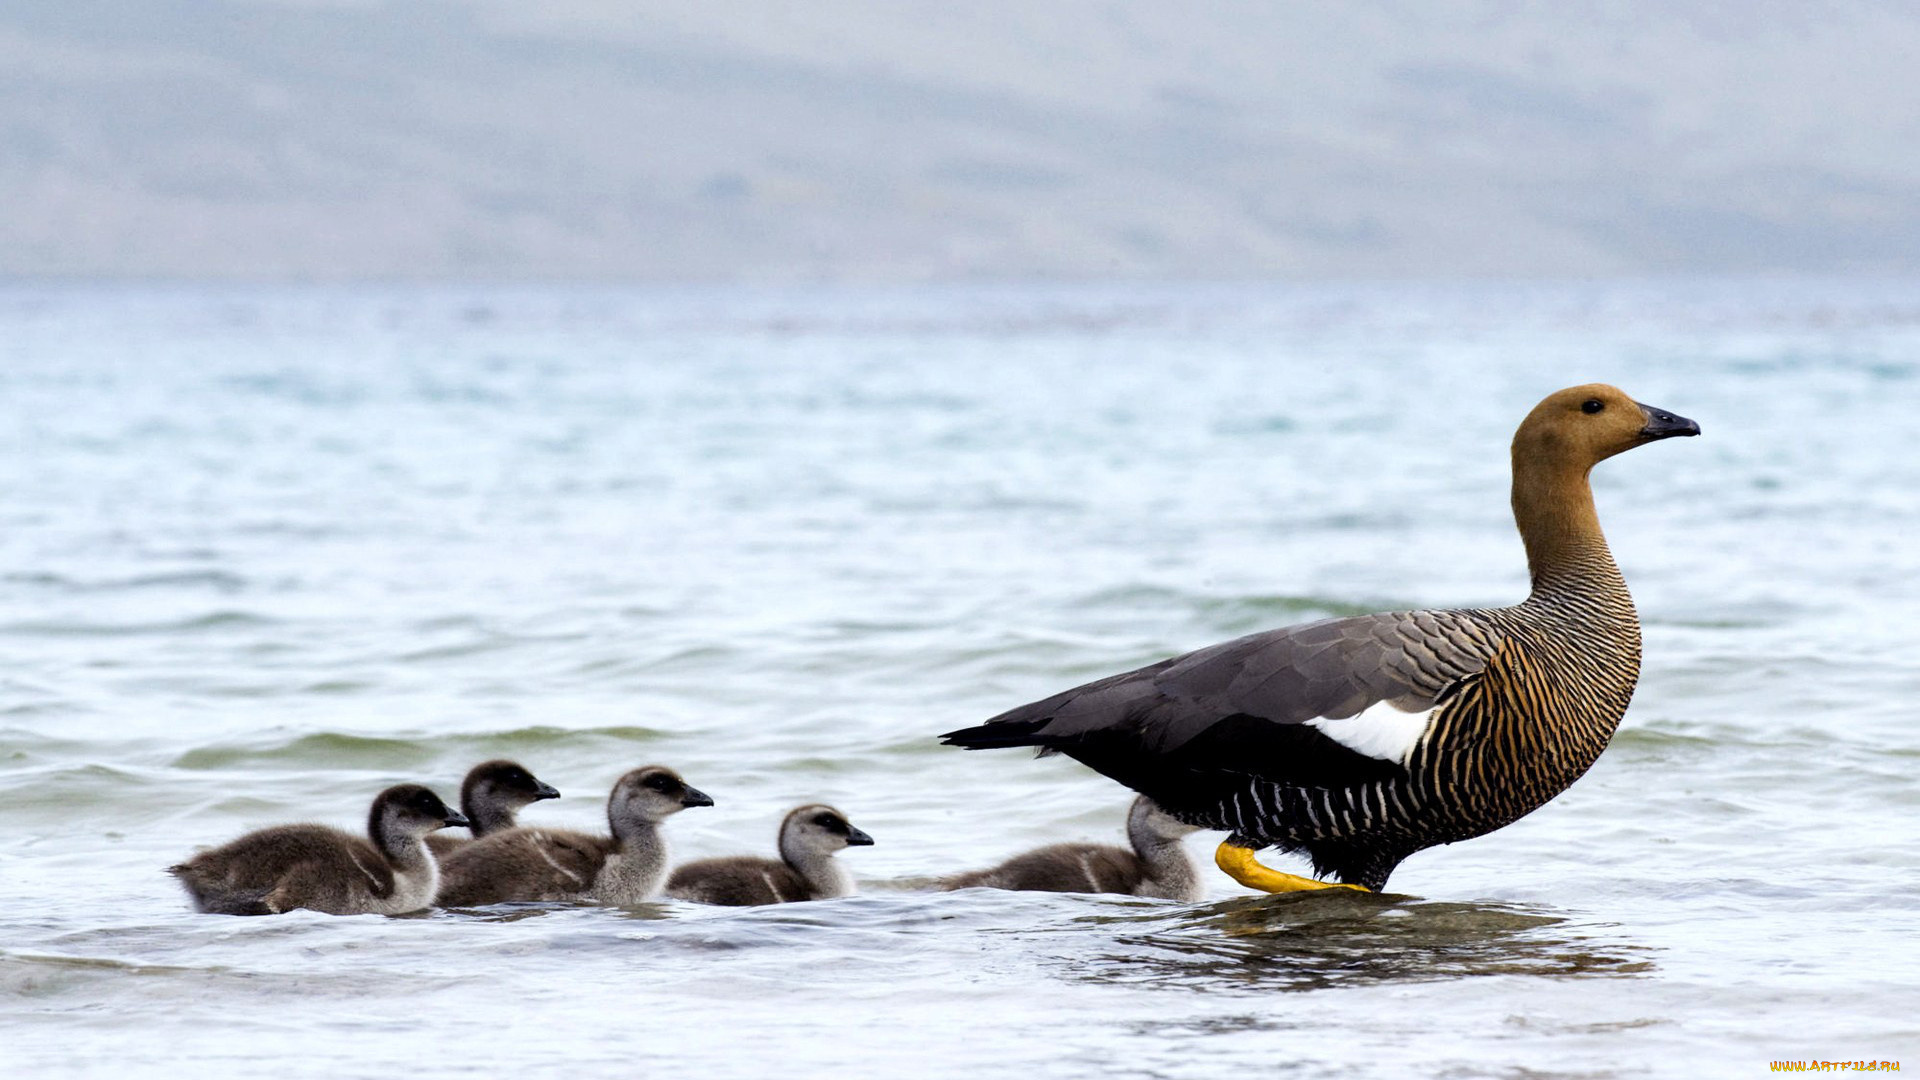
<box><xmin>1581</xmin><ymin>399</ymin><xmax>1604</xmax><ymax>415</ymax></box>
<box><xmin>643</xmin><ymin>773</ymin><xmax>677</xmax><ymax>793</ymax></box>
<box><xmin>812</xmin><ymin>813</ymin><xmax>842</xmax><ymax>832</ymax></box>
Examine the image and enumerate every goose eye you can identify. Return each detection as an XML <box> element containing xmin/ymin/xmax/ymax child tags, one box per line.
<box><xmin>812</xmin><ymin>814</ymin><xmax>840</xmax><ymax>831</ymax></box>
<box><xmin>1581</xmin><ymin>399</ymin><xmax>1604</xmax><ymax>415</ymax></box>
<box><xmin>643</xmin><ymin>774</ymin><xmax>676</xmax><ymax>793</ymax></box>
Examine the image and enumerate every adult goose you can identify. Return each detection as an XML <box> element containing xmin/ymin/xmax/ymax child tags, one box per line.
<box><xmin>941</xmin><ymin>384</ymin><xmax>1698</xmax><ymax>892</ymax></box>
<box><xmin>666</xmin><ymin>804</ymin><xmax>874</xmax><ymax>906</ymax></box>
<box><xmin>435</xmin><ymin>765</ymin><xmax>712</xmax><ymax>907</ymax></box>
<box><xmin>942</xmin><ymin>795</ymin><xmax>1202</xmax><ymax>902</ymax></box>
<box><xmin>425</xmin><ymin>759</ymin><xmax>561</xmax><ymax>858</ymax></box>
<box><xmin>170</xmin><ymin>784</ymin><xmax>467</xmax><ymax>916</ymax></box>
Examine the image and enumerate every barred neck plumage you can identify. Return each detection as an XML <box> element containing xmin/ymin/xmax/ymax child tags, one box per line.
<box><xmin>1511</xmin><ymin>450</ymin><xmax>1638</xmax><ymax>633</ymax></box>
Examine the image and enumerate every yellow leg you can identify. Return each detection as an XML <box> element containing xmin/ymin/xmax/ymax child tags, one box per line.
<box><xmin>1215</xmin><ymin>841</ymin><xmax>1369</xmax><ymax>893</ymax></box>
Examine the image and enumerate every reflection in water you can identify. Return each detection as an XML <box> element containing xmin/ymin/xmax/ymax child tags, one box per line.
<box><xmin>440</xmin><ymin>900</ymin><xmax>677</xmax><ymax>924</ymax></box>
<box><xmin>1067</xmin><ymin>893</ymin><xmax>1656</xmax><ymax>993</ymax></box>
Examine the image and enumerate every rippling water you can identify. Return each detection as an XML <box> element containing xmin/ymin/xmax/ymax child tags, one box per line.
<box><xmin>3</xmin><ymin>279</ymin><xmax>1917</xmax><ymax>1077</ymax></box>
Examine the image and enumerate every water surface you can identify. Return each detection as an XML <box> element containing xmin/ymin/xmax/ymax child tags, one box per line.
<box><xmin>2</xmin><ymin>279</ymin><xmax>1916</xmax><ymax>1077</ymax></box>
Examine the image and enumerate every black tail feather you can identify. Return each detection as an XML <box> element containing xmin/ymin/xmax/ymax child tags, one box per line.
<box><xmin>939</xmin><ymin>716</ymin><xmax>1055</xmax><ymax>750</ymax></box>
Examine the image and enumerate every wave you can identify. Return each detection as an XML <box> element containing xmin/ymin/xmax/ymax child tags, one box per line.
<box><xmin>0</xmin><ymin>611</ymin><xmax>278</xmax><ymax>638</ymax></box>
<box><xmin>1</xmin><ymin>570</ymin><xmax>250</xmax><ymax>595</ymax></box>
<box><xmin>169</xmin><ymin>725</ymin><xmax>674</xmax><ymax>772</ymax></box>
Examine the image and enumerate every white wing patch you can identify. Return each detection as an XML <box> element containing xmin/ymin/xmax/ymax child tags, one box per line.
<box><xmin>535</xmin><ymin>843</ymin><xmax>586</xmax><ymax>886</ymax></box>
<box><xmin>1305</xmin><ymin>700</ymin><xmax>1436</xmax><ymax>764</ymax></box>
<box><xmin>348</xmin><ymin>851</ymin><xmax>381</xmax><ymax>890</ymax></box>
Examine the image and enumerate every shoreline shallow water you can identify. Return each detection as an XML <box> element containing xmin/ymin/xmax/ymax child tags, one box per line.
<box><xmin>3</xmin><ymin>278</ymin><xmax>1918</xmax><ymax>1076</ymax></box>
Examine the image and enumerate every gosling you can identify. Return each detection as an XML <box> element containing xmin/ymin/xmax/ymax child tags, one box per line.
<box><xmin>170</xmin><ymin>784</ymin><xmax>468</xmax><ymax>916</ymax></box>
<box><xmin>425</xmin><ymin>759</ymin><xmax>561</xmax><ymax>858</ymax></box>
<box><xmin>435</xmin><ymin>765</ymin><xmax>711</xmax><ymax>907</ymax></box>
<box><xmin>667</xmin><ymin>804</ymin><xmax>874</xmax><ymax>906</ymax></box>
<box><xmin>942</xmin><ymin>795</ymin><xmax>1203</xmax><ymax>902</ymax></box>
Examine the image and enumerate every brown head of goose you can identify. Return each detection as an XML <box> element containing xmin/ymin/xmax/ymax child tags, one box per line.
<box><xmin>942</xmin><ymin>795</ymin><xmax>1202</xmax><ymax>902</ymax></box>
<box><xmin>666</xmin><ymin>804</ymin><xmax>874</xmax><ymax>906</ymax></box>
<box><xmin>435</xmin><ymin>765</ymin><xmax>712</xmax><ymax>907</ymax></box>
<box><xmin>170</xmin><ymin>784</ymin><xmax>468</xmax><ymax>916</ymax></box>
<box><xmin>425</xmin><ymin>759</ymin><xmax>561</xmax><ymax>858</ymax></box>
<box><xmin>942</xmin><ymin>384</ymin><xmax>1699</xmax><ymax>892</ymax></box>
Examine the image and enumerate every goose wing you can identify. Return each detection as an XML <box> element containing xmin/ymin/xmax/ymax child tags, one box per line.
<box><xmin>436</xmin><ymin>828</ymin><xmax>609</xmax><ymax>906</ymax></box>
<box><xmin>943</xmin><ymin>610</ymin><xmax>1504</xmax><ymax>809</ymax></box>
<box><xmin>173</xmin><ymin>826</ymin><xmax>389</xmax><ymax>898</ymax></box>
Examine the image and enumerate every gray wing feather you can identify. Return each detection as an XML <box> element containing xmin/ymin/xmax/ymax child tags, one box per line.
<box><xmin>994</xmin><ymin>610</ymin><xmax>1504</xmax><ymax>752</ymax></box>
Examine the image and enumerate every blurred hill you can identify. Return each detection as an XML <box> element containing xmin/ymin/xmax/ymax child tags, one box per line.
<box><xmin>3</xmin><ymin>0</ymin><xmax>1918</xmax><ymax>282</ymax></box>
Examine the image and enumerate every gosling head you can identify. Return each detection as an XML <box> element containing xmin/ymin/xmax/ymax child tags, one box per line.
<box><xmin>607</xmin><ymin>766</ymin><xmax>714</xmax><ymax>833</ymax></box>
<box><xmin>1128</xmin><ymin>795</ymin><xmax>1201</xmax><ymax>846</ymax></box>
<box><xmin>1513</xmin><ymin>383</ymin><xmax>1700</xmax><ymax>471</ymax></box>
<box><xmin>778</xmin><ymin>804</ymin><xmax>875</xmax><ymax>860</ymax></box>
<box><xmin>461</xmin><ymin>760</ymin><xmax>560</xmax><ymax>822</ymax></box>
<box><xmin>373</xmin><ymin>784</ymin><xmax>469</xmax><ymax>840</ymax></box>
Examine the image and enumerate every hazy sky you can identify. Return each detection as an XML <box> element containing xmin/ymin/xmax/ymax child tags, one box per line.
<box><xmin>3</xmin><ymin>0</ymin><xmax>1917</xmax><ymax>282</ymax></box>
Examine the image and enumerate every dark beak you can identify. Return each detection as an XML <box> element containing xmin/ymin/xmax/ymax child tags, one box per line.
<box><xmin>1637</xmin><ymin>401</ymin><xmax>1701</xmax><ymax>440</ymax></box>
<box><xmin>533</xmin><ymin>782</ymin><xmax>561</xmax><ymax>801</ymax></box>
<box><xmin>680</xmin><ymin>785</ymin><xmax>715</xmax><ymax>809</ymax></box>
<box><xmin>443</xmin><ymin>810</ymin><xmax>471</xmax><ymax>829</ymax></box>
<box><xmin>844</xmin><ymin>825</ymin><xmax>875</xmax><ymax>847</ymax></box>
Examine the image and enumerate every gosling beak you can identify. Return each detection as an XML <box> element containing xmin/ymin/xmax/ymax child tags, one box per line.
<box><xmin>443</xmin><ymin>810</ymin><xmax>472</xmax><ymax>829</ymax></box>
<box><xmin>844</xmin><ymin>825</ymin><xmax>875</xmax><ymax>847</ymax></box>
<box><xmin>679</xmin><ymin>785</ymin><xmax>715</xmax><ymax>809</ymax></box>
<box><xmin>533</xmin><ymin>781</ymin><xmax>561</xmax><ymax>801</ymax></box>
<box><xmin>1637</xmin><ymin>402</ymin><xmax>1701</xmax><ymax>440</ymax></box>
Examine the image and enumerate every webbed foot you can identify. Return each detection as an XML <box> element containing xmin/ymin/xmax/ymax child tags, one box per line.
<box><xmin>1215</xmin><ymin>840</ymin><xmax>1369</xmax><ymax>893</ymax></box>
